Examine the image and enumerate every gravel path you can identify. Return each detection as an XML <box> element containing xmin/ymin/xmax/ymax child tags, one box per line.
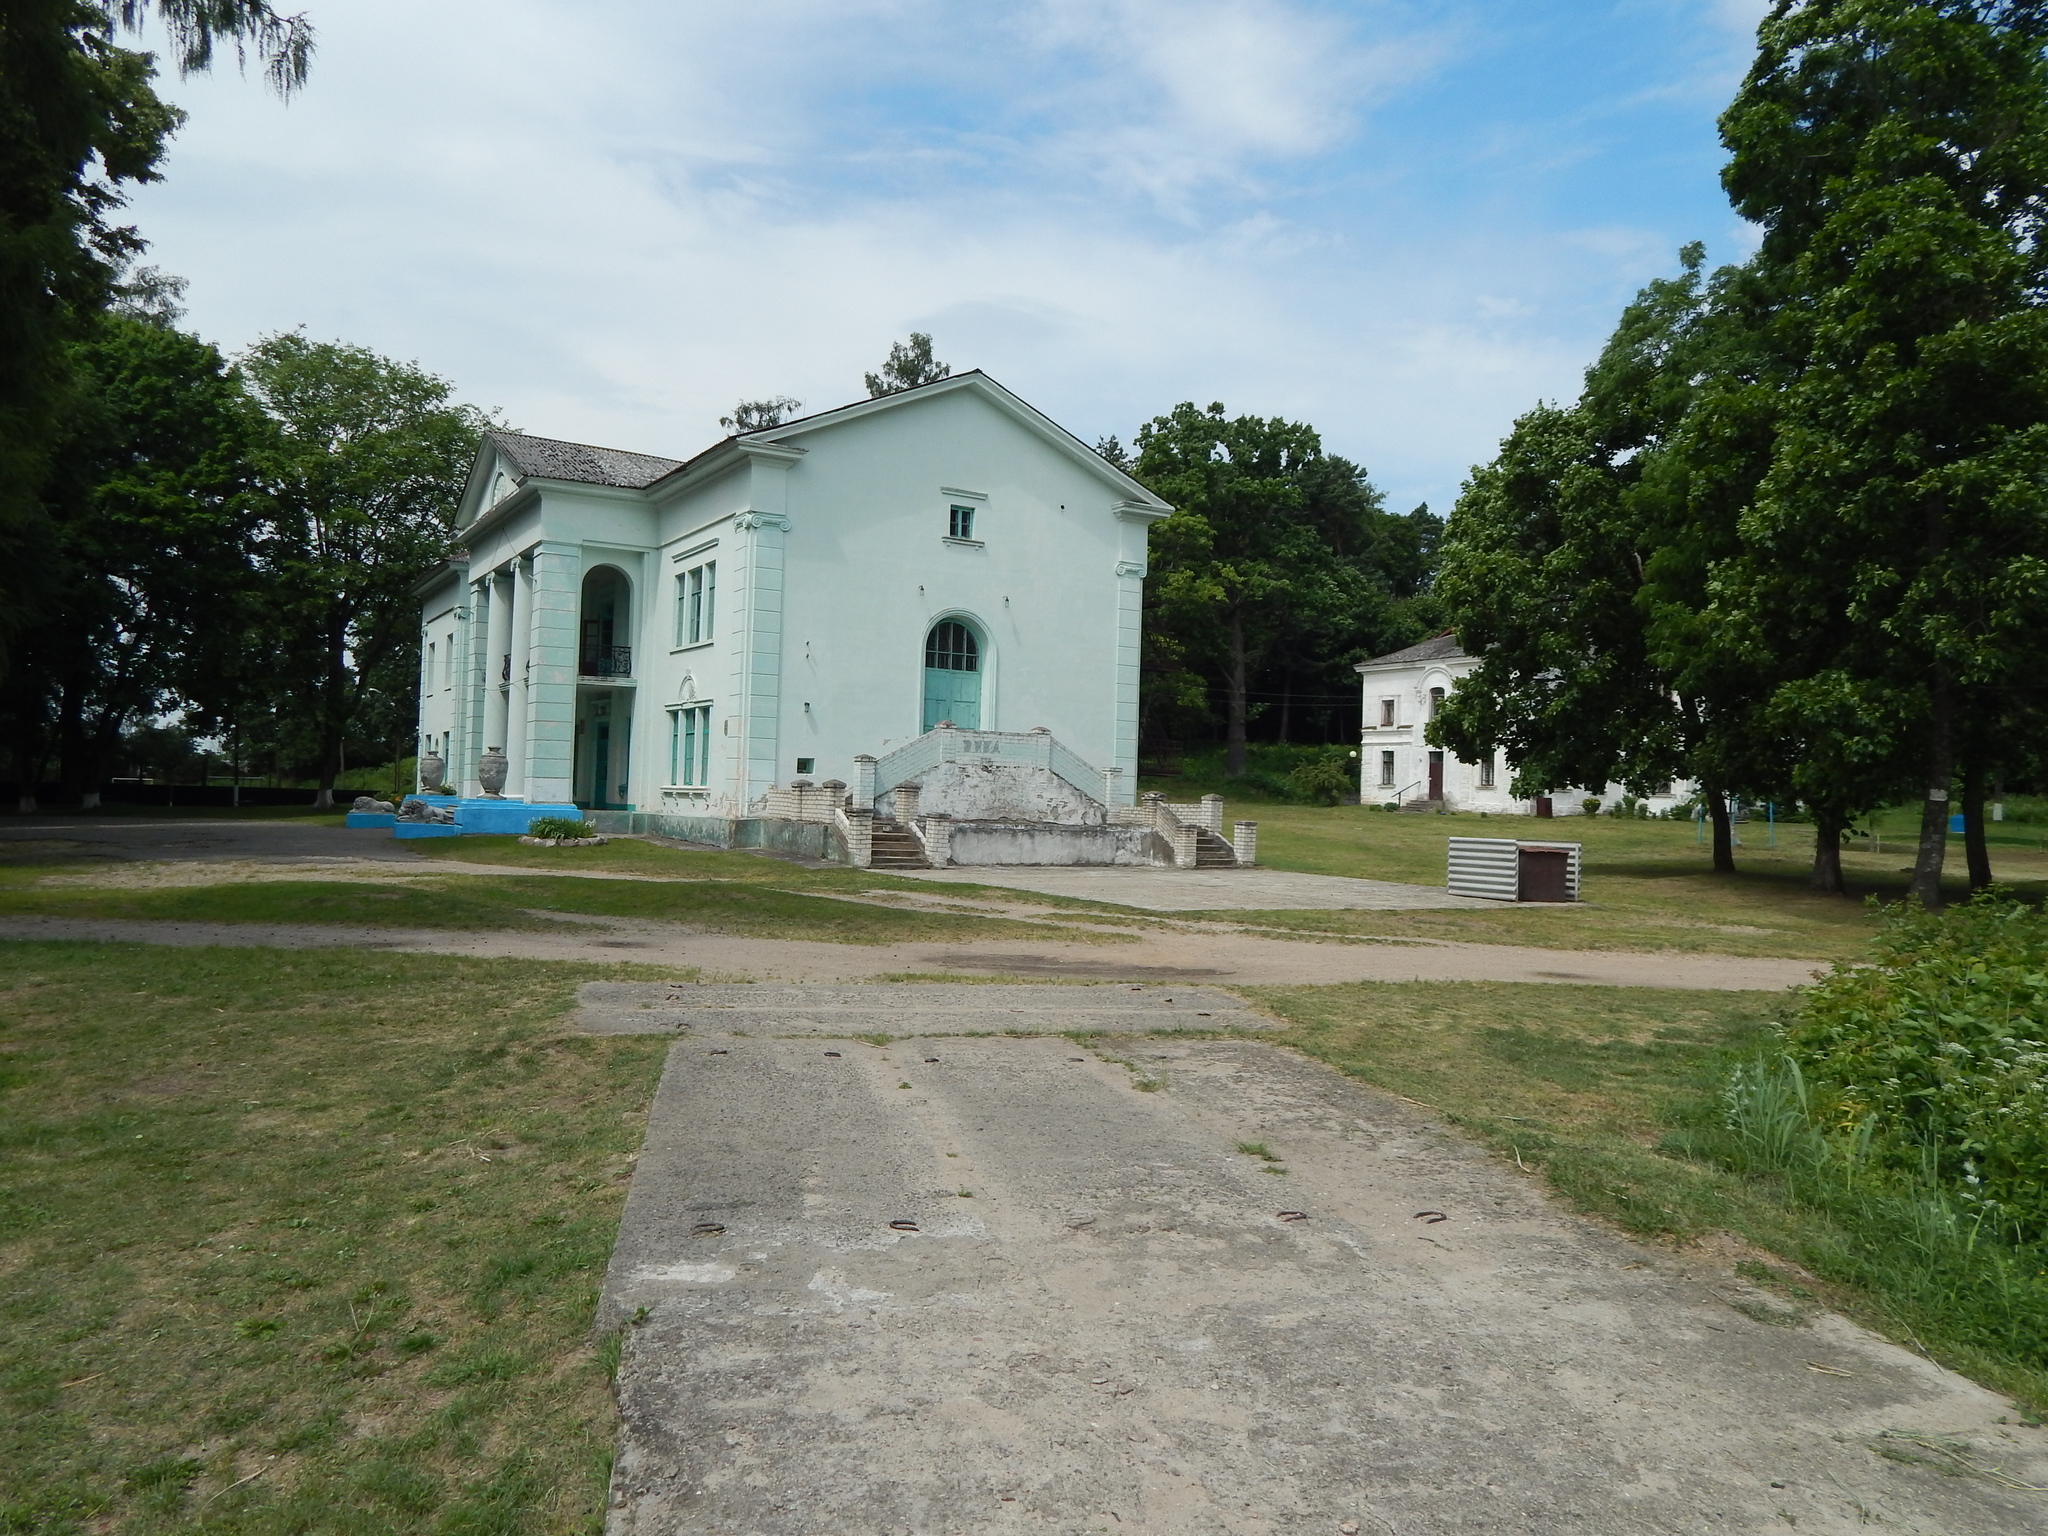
<box><xmin>0</xmin><ymin>913</ymin><xmax>1824</xmax><ymax>990</ymax></box>
<box><xmin>598</xmin><ymin>990</ymin><xmax>2048</xmax><ymax>1534</ymax></box>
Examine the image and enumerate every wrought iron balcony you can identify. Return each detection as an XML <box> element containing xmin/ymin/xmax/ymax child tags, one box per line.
<box><xmin>579</xmin><ymin>645</ymin><xmax>632</xmax><ymax>677</ymax></box>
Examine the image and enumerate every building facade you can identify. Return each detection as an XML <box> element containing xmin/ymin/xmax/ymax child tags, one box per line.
<box><xmin>1355</xmin><ymin>633</ymin><xmax>1691</xmax><ymax>815</ymax></box>
<box><xmin>416</xmin><ymin>373</ymin><xmax>1172</xmax><ymax>816</ymax></box>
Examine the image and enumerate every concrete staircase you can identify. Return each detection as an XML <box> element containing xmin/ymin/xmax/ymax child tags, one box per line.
<box><xmin>868</xmin><ymin>818</ymin><xmax>931</xmax><ymax>870</ymax></box>
<box><xmin>1192</xmin><ymin>827</ymin><xmax>1238</xmax><ymax>867</ymax></box>
<box><xmin>1400</xmin><ymin>797</ymin><xmax>1446</xmax><ymax>813</ymax></box>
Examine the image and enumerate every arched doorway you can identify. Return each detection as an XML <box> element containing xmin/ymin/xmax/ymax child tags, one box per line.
<box><xmin>579</xmin><ymin>567</ymin><xmax>631</xmax><ymax>677</ymax></box>
<box><xmin>922</xmin><ymin>619</ymin><xmax>981</xmax><ymax>730</ymax></box>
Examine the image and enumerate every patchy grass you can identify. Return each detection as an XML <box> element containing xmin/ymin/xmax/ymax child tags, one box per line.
<box><xmin>0</xmin><ymin>871</ymin><xmax>1128</xmax><ymax>948</ymax></box>
<box><xmin>1257</xmin><ymin>980</ymin><xmax>2048</xmax><ymax>1413</ymax></box>
<box><xmin>0</xmin><ymin>940</ymin><xmax>681</xmax><ymax>1535</ymax></box>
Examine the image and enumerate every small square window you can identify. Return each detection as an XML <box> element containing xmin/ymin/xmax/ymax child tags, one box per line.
<box><xmin>795</xmin><ymin>757</ymin><xmax>815</xmax><ymax>774</ymax></box>
<box><xmin>948</xmin><ymin>504</ymin><xmax>975</xmax><ymax>540</ymax></box>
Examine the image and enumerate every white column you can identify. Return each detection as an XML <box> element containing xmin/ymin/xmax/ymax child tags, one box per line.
<box><xmin>505</xmin><ymin>556</ymin><xmax>533</xmax><ymax>797</ymax></box>
<box><xmin>481</xmin><ymin>568</ymin><xmax>509</xmax><ymax>761</ymax></box>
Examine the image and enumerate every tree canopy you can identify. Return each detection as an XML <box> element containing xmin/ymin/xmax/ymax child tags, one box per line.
<box><xmin>864</xmin><ymin>332</ymin><xmax>949</xmax><ymax>397</ymax></box>
<box><xmin>1436</xmin><ymin>0</ymin><xmax>2048</xmax><ymax>904</ymax></box>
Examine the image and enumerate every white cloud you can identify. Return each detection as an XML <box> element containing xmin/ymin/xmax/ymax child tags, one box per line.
<box><xmin>121</xmin><ymin>0</ymin><xmax>1733</xmax><ymax>515</ymax></box>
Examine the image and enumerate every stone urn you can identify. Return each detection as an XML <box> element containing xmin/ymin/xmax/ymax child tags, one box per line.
<box><xmin>477</xmin><ymin>747</ymin><xmax>509</xmax><ymax>797</ymax></box>
<box><xmin>418</xmin><ymin>751</ymin><xmax>445</xmax><ymax>793</ymax></box>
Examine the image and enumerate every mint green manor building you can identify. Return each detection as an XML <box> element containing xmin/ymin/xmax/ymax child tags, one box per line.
<box><xmin>414</xmin><ymin>373</ymin><xmax>1173</xmax><ymax>833</ymax></box>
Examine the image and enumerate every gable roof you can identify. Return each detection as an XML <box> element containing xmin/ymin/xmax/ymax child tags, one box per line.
<box><xmin>1355</xmin><ymin>631</ymin><xmax>1467</xmax><ymax>671</ymax></box>
<box><xmin>486</xmin><ymin>431</ymin><xmax>684</xmax><ymax>490</ymax></box>
<box><xmin>723</xmin><ymin>370</ymin><xmax>1171</xmax><ymax>513</ymax></box>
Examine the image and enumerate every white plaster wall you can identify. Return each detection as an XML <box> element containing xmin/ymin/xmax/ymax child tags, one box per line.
<box><xmin>905</xmin><ymin>763</ymin><xmax>1108</xmax><ymax>825</ymax></box>
<box><xmin>1358</xmin><ymin>654</ymin><xmax>1694</xmax><ymax>816</ymax></box>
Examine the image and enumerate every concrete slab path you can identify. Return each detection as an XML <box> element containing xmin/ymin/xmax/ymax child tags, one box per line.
<box><xmin>598</xmin><ymin>991</ymin><xmax>2048</xmax><ymax>1535</ymax></box>
<box><xmin>0</xmin><ymin>913</ymin><xmax>1825</xmax><ymax>990</ymax></box>
<box><xmin>900</xmin><ymin>866</ymin><xmax>1494</xmax><ymax>912</ymax></box>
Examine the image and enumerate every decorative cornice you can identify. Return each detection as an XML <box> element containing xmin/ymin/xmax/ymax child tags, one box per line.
<box><xmin>1113</xmin><ymin>499</ymin><xmax>1170</xmax><ymax>524</ymax></box>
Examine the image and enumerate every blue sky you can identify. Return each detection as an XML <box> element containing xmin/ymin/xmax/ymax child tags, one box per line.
<box><xmin>127</xmin><ymin>0</ymin><xmax>1768</xmax><ymax>516</ymax></box>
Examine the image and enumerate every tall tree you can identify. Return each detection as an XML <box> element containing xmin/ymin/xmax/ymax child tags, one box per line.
<box><xmin>241</xmin><ymin>333</ymin><xmax>489</xmax><ymax>808</ymax></box>
<box><xmin>0</xmin><ymin>0</ymin><xmax>310</xmax><ymax>680</ymax></box>
<box><xmin>864</xmin><ymin>332</ymin><xmax>949</xmax><ymax>396</ymax></box>
<box><xmin>720</xmin><ymin>395</ymin><xmax>801</xmax><ymax>433</ymax></box>
<box><xmin>1133</xmin><ymin>404</ymin><xmax>1410</xmax><ymax>775</ymax></box>
<box><xmin>1716</xmin><ymin>0</ymin><xmax>2048</xmax><ymax>907</ymax></box>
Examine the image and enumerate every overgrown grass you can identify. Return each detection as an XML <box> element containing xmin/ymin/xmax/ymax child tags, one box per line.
<box><xmin>0</xmin><ymin>940</ymin><xmax>679</xmax><ymax>1534</ymax></box>
<box><xmin>1256</xmin><ymin>980</ymin><xmax>2048</xmax><ymax>1413</ymax></box>
<box><xmin>0</xmin><ymin>871</ymin><xmax>1128</xmax><ymax>948</ymax></box>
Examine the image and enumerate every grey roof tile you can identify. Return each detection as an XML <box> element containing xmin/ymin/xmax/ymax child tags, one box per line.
<box><xmin>488</xmin><ymin>430</ymin><xmax>684</xmax><ymax>490</ymax></box>
<box><xmin>1356</xmin><ymin>630</ymin><xmax>1466</xmax><ymax>669</ymax></box>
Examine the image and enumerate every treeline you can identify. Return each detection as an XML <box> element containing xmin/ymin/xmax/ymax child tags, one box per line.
<box><xmin>1433</xmin><ymin>0</ymin><xmax>2048</xmax><ymax>905</ymax></box>
<box><xmin>1</xmin><ymin>4</ymin><xmax>488</xmax><ymax>808</ymax></box>
<box><xmin>1102</xmin><ymin>406</ymin><xmax>1444</xmax><ymax>772</ymax></box>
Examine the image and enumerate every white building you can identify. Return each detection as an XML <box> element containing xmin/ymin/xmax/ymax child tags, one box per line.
<box><xmin>1355</xmin><ymin>633</ymin><xmax>1689</xmax><ymax>816</ymax></box>
<box><xmin>415</xmin><ymin>372</ymin><xmax>1172</xmax><ymax>826</ymax></box>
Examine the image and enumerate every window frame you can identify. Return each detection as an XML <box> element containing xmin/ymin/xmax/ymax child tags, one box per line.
<box><xmin>674</xmin><ymin>561</ymin><xmax>717</xmax><ymax>647</ymax></box>
<box><xmin>1378</xmin><ymin>697</ymin><xmax>1395</xmax><ymax>728</ymax></box>
<box><xmin>668</xmin><ymin>704</ymin><xmax>712</xmax><ymax>787</ymax></box>
<box><xmin>1479</xmin><ymin>757</ymin><xmax>1496</xmax><ymax>790</ymax></box>
<box><xmin>1379</xmin><ymin>750</ymin><xmax>1396</xmax><ymax>788</ymax></box>
<box><xmin>948</xmin><ymin>504</ymin><xmax>976</xmax><ymax>540</ymax></box>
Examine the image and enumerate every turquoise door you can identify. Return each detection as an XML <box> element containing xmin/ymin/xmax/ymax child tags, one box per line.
<box><xmin>922</xmin><ymin>620</ymin><xmax>981</xmax><ymax>730</ymax></box>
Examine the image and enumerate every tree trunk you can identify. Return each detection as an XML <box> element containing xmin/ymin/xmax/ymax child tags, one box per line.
<box><xmin>1707</xmin><ymin>788</ymin><xmax>1735</xmax><ymax>874</ymax></box>
<box><xmin>1810</xmin><ymin>804</ymin><xmax>1846</xmax><ymax>894</ymax></box>
<box><xmin>1908</xmin><ymin>678</ymin><xmax>1955</xmax><ymax>909</ymax></box>
<box><xmin>1962</xmin><ymin>758</ymin><xmax>1992</xmax><ymax>891</ymax></box>
<box><xmin>1224</xmin><ymin>613</ymin><xmax>1249</xmax><ymax>778</ymax></box>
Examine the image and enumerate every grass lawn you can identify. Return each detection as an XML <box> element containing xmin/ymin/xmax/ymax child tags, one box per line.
<box><xmin>1258</xmin><ymin>980</ymin><xmax>2048</xmax><ymax>1414</ymax></box>
<box><xmin>1195</xmin><ymin>801</ymin><xmax>2048</xmax><ymax>960</ymax></box>
<box><xmin>0</xmin><ymin>866</ymin><xmax>1128</xmax><ymax>948</ymax></box>
<box><xmin>0</xmin><ymin>941</ymin><xmax>678</xmax><ymax>1536</ymax></box>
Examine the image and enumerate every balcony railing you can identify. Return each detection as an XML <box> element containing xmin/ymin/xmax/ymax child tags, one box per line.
<box><xmin>579</xmin><ymin>645</ymin><xmax>632</xmax><ymax>677</ymax></box>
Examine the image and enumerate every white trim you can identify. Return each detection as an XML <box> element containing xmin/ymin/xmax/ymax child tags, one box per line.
<box><xmin>941</xmin><ymin>485</ymin><xmax>988</xmax><ymax>502</ymax></box>
<box><xmin>670</xmin><ymin>537</ymin><xmax>718</xmax><ymax>563</ymax></box>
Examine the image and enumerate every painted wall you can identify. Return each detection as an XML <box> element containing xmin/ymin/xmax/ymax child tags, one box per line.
<box><xmin>424</xmin><ymin>379</ymin><xmax>1163</xmax><ymax>817</ymax></box>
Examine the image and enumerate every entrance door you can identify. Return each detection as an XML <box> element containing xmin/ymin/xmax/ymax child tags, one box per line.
<box><xmin>1518</xmin><ymin>847</ymin><xmax>1571</xmax><ymax>902</ymax></box>
<box><xmin>922</xmin><ymin>620</ymin><xmax>981</xmax><ymax>731</ymax></box>
<box><xmin>1427</xmin><ymin>749</ymin><xmax>1444</xmax><ymax>801</ymax></box>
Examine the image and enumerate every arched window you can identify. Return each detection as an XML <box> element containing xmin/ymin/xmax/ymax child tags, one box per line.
<box><xmin>922</xmin><ymin>619</ymin><xmax>982</xmax><ymax>730</ymax></box>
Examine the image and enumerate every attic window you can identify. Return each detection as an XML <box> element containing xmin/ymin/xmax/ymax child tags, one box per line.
<box><xmin>488</xmin><ymin>471</ymin><xmax>510</xmax><ymax>507</ymax></box>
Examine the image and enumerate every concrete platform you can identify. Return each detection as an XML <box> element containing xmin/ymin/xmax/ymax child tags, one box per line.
<box><xmin>901</xmin><ymin>863</ymin><xmax>1494</xmax><ymax>912</ymax></box>
<box><xmin>600</xmin><ymin>1013</ymin><xmax>2048</xmax><ymax>1535</ymax></box>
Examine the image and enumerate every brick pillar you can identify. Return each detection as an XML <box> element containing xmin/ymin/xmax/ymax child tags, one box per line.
<box><xmin>1232</xmin><ymin>820</ymin><xmax>1258</xmax><ymax>867</ymax></box>
<box><xmin>892</xmin><ymin>782</ymin><xmax>921</xmax><ymax>822</ymax></box>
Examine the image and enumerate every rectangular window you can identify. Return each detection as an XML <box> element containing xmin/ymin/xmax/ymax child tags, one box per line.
<box><xmin>1379</xmin><ymin>697</ymin><xmax>1395</xmax><ymax>727</ymax></box>
<box><xmin>948</xmin><ymin>504</ymin><xmax>975</xmax><ymax>540</ymax></box>
<box><xmin>1651</xmin><ymin>780</ymin><xmax>1673</xmax><ymax>797</ymax></box>
<box><xmin>1480</xmin><ymin>758</ymin><xmax>1496</xmax><ymax>790</ymax></box>
<box><xmin>795</xmin><ymin>757</ymin><xmax>815</xmax><ymax>775</ymax></box>
<box><xmin>668</xmin><ymin>705</ymin><xmax>712</xmax><ymax>787</ymax></box>
<box><xmin>427</xmin><ymin>642</ymin><xmax>437</xmax><ymax>687</ymax></box>
<box><xmin>1379</xmin><ymin>750</ymin><xmax>1396</xmax><ymax>788</ymax></box>
<box><xmin>675</xmin><ymin>562</ymin><xmax>717</xmax><ymax>645</ymax></box>
<box><xmin>443</xmin><ymin>634</ymin><xmax>455</xmax><ymax>686</ymax></box>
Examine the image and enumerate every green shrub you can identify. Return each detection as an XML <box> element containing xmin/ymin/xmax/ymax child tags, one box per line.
<box><xmin>1776</xmin><ymin>893</ymin><xmax>2048</xmax><ymax>1241</ymax></box>
<box><xmin>525</xmin><ymin>816</ymin><xmax>596</xmax><ymax>841</ymax></box>
<box><xmin>1284</xmin><ymin>750</ymin><xmax>1358</xmax><ymax>807</ymax></box>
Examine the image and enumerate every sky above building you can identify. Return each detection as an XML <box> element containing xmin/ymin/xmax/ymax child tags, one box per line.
<box><xmin>127</xmin><ymin>0</ymin><xmax>1770</xmax><ymax>516</ymax></box>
